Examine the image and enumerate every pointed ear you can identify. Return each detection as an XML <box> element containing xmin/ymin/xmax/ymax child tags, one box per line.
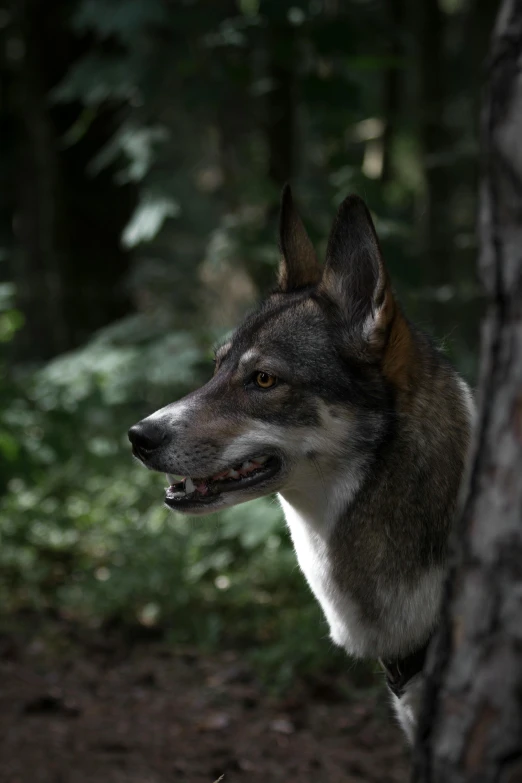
<box><xmin>319</xmin><ymin>195</ymin><xmax>392</xmax><ymax>342</ymax></box>
<box><xmin>278</xmin><ymin>185</ymin><xmax>321</xmax><ymax>292</ymax></box>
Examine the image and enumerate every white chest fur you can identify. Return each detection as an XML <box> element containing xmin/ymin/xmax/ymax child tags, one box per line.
<box><xmin>279</xmin><ymin>492</ymin><xmax>372</xmax><ymax>656</ymax></box>
<box><xmin>391</xmin><ymin>675</ymin><xmax>425</xmax><ymax>744</ymax></box>
<box><xmin>278</xmin><ymin>483</ymin><xmax>444</xmax><ymax>660</ymax></box>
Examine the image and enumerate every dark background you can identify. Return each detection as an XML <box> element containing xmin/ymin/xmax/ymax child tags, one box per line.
<box><xmin>0</xmin><ymin>1</ymin><xmax>499</xmax><ymax>780</ymax></box>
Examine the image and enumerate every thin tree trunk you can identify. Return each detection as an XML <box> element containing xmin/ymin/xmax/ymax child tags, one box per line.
<box><xmin>6</xmin><ymin>0</ymin><xmax>136</xmax><ymax>361</ymax></box>
<box><xmin>413</xmin><ymin>1</ymin><xmax>522</xmax><ymax>780</ymax></box>
<box><xmin>11</xmin><ymin>0</ymin><xmax>70</xmax><ymax>359</ymax></box>
<box><xmin>250</xmin><ymin>21</ymin><xmax>296</xmax><ymax>294</ymax></box>
<box><xmin>381</xmin><ymin>0</ymin><xmax>403</xmax><ymax>184</ymax></box>
<box><xmin>418</xmin><ymin>0</ymin><xmax>449</xmax><ymax>287</ymax></box>
<box><xmin>266</xmin><ymin>23</ymin><xmax>295</xmax><ymax>194</ymax></box>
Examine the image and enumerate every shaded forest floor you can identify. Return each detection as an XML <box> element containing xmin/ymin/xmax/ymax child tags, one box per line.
<box><xmin>0</xmin><ymin>622</ymin><xmax>409</xmax><ymax>783</ymax></box>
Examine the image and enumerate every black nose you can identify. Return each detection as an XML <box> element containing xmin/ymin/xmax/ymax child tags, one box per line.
<box><xmin>128</xmin><ymin>420</ymin><xmax>166</xmax><ymax>458</ymax></box>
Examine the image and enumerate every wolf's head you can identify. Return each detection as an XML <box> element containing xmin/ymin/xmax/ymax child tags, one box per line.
<box><xmin>129</xmin><ymin>188</ymin><xmax>414</xmax><ymax>514</ymax></box>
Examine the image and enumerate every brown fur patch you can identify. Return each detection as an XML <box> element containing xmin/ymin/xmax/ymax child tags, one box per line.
<box><xmin>370</xmin><ymin>284</ymin><xmax>415</xmax><ymax>394</ymax></box>
<box><xmin>383</xmin><ymin>308</ymin><xmax>415</xmax><ymax>394</ymax></box>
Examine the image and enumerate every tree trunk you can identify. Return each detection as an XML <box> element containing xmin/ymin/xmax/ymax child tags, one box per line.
<box><xmin>266</xmin><ymin>23</ymin><xmax>295</xmax><ymax>195</ymax></box>
<box><xmin>250</xmin><ymin>21</ymin><xmax>296</xmax><ymax>294</ymax></box>
<box><xmin>413</xmin><ymin>1</ymin><xmax>522</xmax><ymax>781</ymax></box>
<box><xmin>6</xmin><ymin>0</ymin><xmax>136</xmax><ymax>361</ymax></box>
<box><xmin>10</xmin><ymin>0</ymin><xmax>70</xmax><ymax>359</ymax></box>
<box><xmin>381</xmin><ymin>0</ymin><xmax>403</xmax><ymax>185</ymax></box>
<box><xmin>418</xmin><ymin>0</ymin><xmax>450</xmax><ymax>287</ymax></box>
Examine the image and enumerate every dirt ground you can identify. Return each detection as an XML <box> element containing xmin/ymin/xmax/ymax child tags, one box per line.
<box><xmin>0</xmin><ymin>627</ymin><xmax>409</xmax><ymax>783</ymax></box>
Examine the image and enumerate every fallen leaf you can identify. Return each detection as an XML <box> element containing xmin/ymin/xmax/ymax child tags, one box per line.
<box><xmin>269</xmin><ymin>716</ymin><xmax>295</xmax><ymax>734</ymax></box>
<box><xmin>198</xmin><ymin>712</ymin><xmax>230</xmax><ymax>731</ymax></box>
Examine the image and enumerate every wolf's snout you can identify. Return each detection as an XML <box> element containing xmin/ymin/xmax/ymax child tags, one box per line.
<box><xmin>128</xmin><ymin>419</ymin><xmax>166</xmax><ymax>460</ymax></box>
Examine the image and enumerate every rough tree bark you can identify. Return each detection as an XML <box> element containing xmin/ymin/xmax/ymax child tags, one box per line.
<box><xmin>413</xmin><ymin>1</ymin><xmax>522</xmax><ymax>781</ymax></box>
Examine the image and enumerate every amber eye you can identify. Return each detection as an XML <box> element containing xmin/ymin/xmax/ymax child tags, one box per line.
<box><xmin>254</xmin><ymin>371</ymin><xmax>277</xmax><ymax>389</ymax></box>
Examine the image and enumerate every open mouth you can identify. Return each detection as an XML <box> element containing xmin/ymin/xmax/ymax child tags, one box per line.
<box><xmin>164</xmin><ymin>454</ymin><xmax>282</xmax><ymax>509</ymax></box>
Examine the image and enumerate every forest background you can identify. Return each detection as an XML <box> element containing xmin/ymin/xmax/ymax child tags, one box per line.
<box><xmin>0</xmin><ymin>0</ymin><xmax>499</xmax><ymax>687</ymax></box>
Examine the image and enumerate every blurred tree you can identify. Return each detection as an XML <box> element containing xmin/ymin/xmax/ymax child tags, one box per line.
<box><xmin>2</xmin><ymin>0</ymin><xmax>136</xmax><ymax>360</ymax></box>
<box><xmin>414</xmin><ymin>1</ymin><xmax>522</xmax><ymax>779</ymax></box>
<box><xmin>0</xmin><ymin>0</ymin><xmax>497</xmax><ymax>361</ymax></box>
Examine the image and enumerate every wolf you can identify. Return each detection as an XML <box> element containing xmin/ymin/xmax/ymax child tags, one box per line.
<box><xmin>128</xmin><ymin>187</ymin><xmax>474</xmax><ymax>742</ymax></box>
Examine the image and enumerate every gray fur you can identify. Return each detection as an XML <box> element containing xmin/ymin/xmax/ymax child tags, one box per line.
<box><xmin>129</xmin><ymin>189</ymin><xmax>473</xmax><ymax>743</ymax></box>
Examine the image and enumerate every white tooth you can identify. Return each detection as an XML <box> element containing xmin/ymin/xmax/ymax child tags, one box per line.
<box><xmin>185</xmin><ymin>477</ymin><xmax>195</xmax><ymax>494</ymax></box>
<box><xmin>257</xmin><ymin>456</ymin><xmax>268</xmax><ymax>464</ymax></box>
<box><xmin>243</xmin><ymin>461</ymin><xmax>254</xmax><ymax>471</ymax></box>
<box><xmin>167</xmin><ymin>484</ymin><xmax>185</xmax><ymax>496</ymax></box>
<box><xmin>229</xmin><ymin>469</ymin><xmax>239</xmax><ymax>479</ymax></box>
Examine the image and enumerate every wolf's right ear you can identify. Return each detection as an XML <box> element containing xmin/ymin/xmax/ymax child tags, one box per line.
<box><xmin>278</xmin><ymin>185</ymin><xmax>321</xmax><ymax>292</ymax></box>
<box><xmin>319</xmin><ymin>195</ymin><xmax>390</xmax><ymax>335</ymax></box>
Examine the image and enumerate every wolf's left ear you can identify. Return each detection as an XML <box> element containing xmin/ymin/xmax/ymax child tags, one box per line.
<box><xmin>319</xmin><ymin>195</ymin><xmax>392</xmax><ymax>342</ymax></box>
<box><xmin>278</xmin><ymin>185</ymin><xmax>321</xmax><ymax>292</ymax></box>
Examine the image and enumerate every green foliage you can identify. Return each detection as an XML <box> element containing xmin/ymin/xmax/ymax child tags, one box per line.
<box><xmin>0</xmin><ymin>0</ymin><xmax>493</xmax><ymax>683</ymax></box>
<box><xmin>0</xmin><ymin>312</ymin><xmax>335</xmax><ymax>683</ymax></box>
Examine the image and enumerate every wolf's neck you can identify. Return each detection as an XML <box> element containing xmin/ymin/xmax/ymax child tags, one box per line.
<box><xmin>277</xmin><ymin>366</ymin><xmax>473</xmax><ymax>660</ymax></box>
<box><xmin>278</xmin><ymin>457</ymin><xmax>443</xmax><ymax>659</ymax></box>
<box><xmin>277</xmin><ymin>461</ymin><xmax>378</xmax><ymax>657</ymax></box>
<box><xmin>278</xmin><ymin>459</ymin><xmax>364</xmax><ymax>539</ymax></box>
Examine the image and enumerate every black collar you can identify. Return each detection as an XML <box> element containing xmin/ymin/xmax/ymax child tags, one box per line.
<box><xmin>378</xmin><ymin>636</ymin><xmax>432</xmax><ymax>699</ymax></box>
